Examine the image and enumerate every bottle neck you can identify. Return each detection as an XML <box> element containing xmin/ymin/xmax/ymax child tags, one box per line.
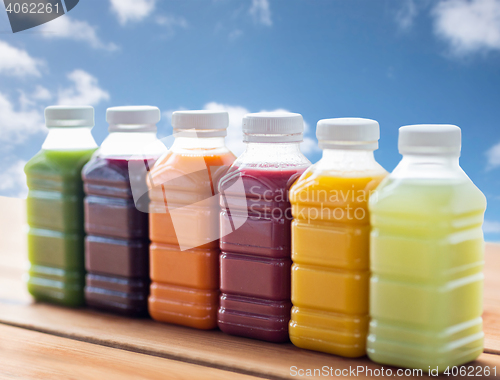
<box><xmin>316</xmin><ymin>148</ymin><xmax>385</xmax><ymax>174</ymax></box>
<box><xmin>42</xmin><ymin>127</ymin><xmax>97</xmax><ymax>151</ymax></box>
<box><xmin>171</xmin><ymin>136</ymin><xmax>228</xmax><ymax>152</ymax></box>
<box><xmin>321</xmin><ymin>148</ymin><xmax>376</xmax><ymax>162</ymax></box>
<box><xmin>235</xmin><ymin>142</ymin><xmax>311</xmax><ymax>168</ymax></box>
<box><xmin>391</xmin><ymin>153</ymin><xmax>464</xmax><ymax>180</ymax></box>
<box><xmin>245</xmin><ymin>141</ymin><xmax>303</xmax><ymax>155</ymax></box>
<box><xmin>99</xmin><ymin>131</ymin><xmax>163</xmax><ymax>158</ymax></box>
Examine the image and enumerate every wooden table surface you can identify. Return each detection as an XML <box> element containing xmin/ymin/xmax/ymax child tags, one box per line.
<box><xmin>1</xmin><ymin>195</ymin><xmax>499</xmax><ymax>379</ymax></box>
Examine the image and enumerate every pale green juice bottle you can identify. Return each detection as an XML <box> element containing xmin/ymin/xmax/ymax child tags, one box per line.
<box><xmin>25</xmin><ymin>106</ymin><xmax>97</xmax><ymax>306</ymax></box>
<box><xmin>368</xmin><ymin>125</ymin><xmax>486</xmax><ymax>371</ymax></box>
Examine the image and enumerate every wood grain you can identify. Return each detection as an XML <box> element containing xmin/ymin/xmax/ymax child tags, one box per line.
<box><xmin>0</xmin><ymin>323</ymin><xmax>255</xmax><ymax>380</ymax></box>
<box><xmin>0</xmin><ymin>301</ymin><xmax>499</xmax><ymax>379</ymax></box>
<box><xmin>483</xmin><ymin>243</ymin><xmax>500</xmax><ymax>355</ymax></box>
<box><xmin>1</xmin><ymin>196</ymin><xmax>500</xmax><ymax>379</ymax></box>
<box><xmin>0</xmin><ymin>196</ymin><xmax>27</xmax><ymax>273</ymax></box>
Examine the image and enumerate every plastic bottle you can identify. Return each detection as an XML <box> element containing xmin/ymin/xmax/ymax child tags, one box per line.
<box><xmin>218</xmin><ymin>112</ymin><xmax>311</xmax><ymax>342</ymax></box>
<box><xmin>148</xmin><ymin>110</ymin><xmax>235</xmax><ymax>329</ymax></box>
<box><xmin>289</xmin><ymin>118</ymin><xmax>387</xmax><ymax>356</ymax></box>
<box><xmin>82</xmin><ymin>106</ymin><xmax>162</xmax><ymax>316</ymax></box>
<box><xmin>368</xmin><ymin>124</ymin><xmax>486</xmax><ymax>370</ymax></box>
<box><xmin>25</xmin><ymin>105</ymin><xmax>97</xmax><ymax>306</ymax></box>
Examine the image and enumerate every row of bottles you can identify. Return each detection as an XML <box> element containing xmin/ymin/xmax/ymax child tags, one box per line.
<box><xmin>25</xmin><ymin>105</ymin><xmax>486</xmax><ymax>372</ymax></box>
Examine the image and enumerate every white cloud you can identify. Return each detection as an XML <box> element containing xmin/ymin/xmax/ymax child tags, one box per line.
<box><xmin>395</xmin><ymin>0</ymin><xmax>418</xmax><ymax>31</ymax></box>
<box><xmin>228</xmin><ymin>29</ymin><xmax>243</xmax><ymax>41</ymax></box>
<box><xmin>0</xmin><ymin>92</ymin><xmax>45</xmax><ymax>144</ymax></box>
<box><xmin>300</xmin><ymin>127</ymin><xmax>317</xmax><ymax>155</ymax></box>
<box><xmin>0</xmin><ymin>40</ymin><xmax>43</xmax><ymax>77</ymax></box>
<box><xmin>163</xmin><ymin>103</ymin><xmax>318</xmax><ymax>157</ymax></box>
<box><xmin>486</xmin><ymin>141</ymin><xmax>500</xmax><ymax>170</ymax></box>
<box><xmin>162</xmin><ymin>109</ymin><xmax>176</xmax><ymax>123</ymax></box>
<box><xmin>32</xmin><ymin>86</ymin><xmax>52</xmax><ymax>101</ymax></box>
<box><xmin>159</xmin><ymin>108</ymin><xmax>183</xmax><ymax>139</ymax></box>
<box><xmin>17</xmin><ymin>86</ymin><xmax>52</xmax><ymax>113</ymax></box>
<box><xmin>204</xmin><ymin>102</ymin><xmax>249</xmax><ymax>156</ymax></box>
<box><xmin>58</xmin><ymin>70</ymin><xmax>110</xmax><ymax>106</ymax></box>
<box><xmin>40</xmin><ymin>15</ymin><xmax>118</xmax><ymax>51</ymax></box>
<box><xmin>484</xmin><ymin>220</ymin><xmax>500</xmax><ymax>233</ymax></box>
<box><xmin>162</xmin><ymin>108</ymin><xmax>182</xmax><ymax>121</ymax></box>
<box><xmin>110</xmin><ymin>0</ymin><xmax>156</xmax><ymax>25</ymax></box>
<box><xmin>18</xmin><ymin>86</ymin><xmax>53</xmax><ymax>110</ymax></box>
<box><xmin>0</xmin><ymin>159</ymin><xmax>28</xmax><ymax>199</ymax></box>
<box><xmin>258</xmin><ymin>107</ymin><xmax>318</xmax><ymax>155</ymax></box>
<box><xmin>155</xmin><ymin>14</ymin><xmax>189</xmax><ymax>36</ymax></box>
<box><xmin>203</xmin><ymin>102</ymin><xmax>319</xmax><ymax>156</ymax></box>
<box><xmin>250</xmin><ymin>0</ymin><xmax>272</xmax><ymax>26</ymax></box>
<box><xmin>433</xmin><ymin>0</ymin><xmax>500</xmax><ymax>56</ymax></box>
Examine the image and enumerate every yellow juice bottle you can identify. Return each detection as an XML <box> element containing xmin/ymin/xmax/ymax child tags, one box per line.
<box><xmin>368</xmin><ymin>125</ymin><xmax>486</xmax><ymax>371</ymax></box>
<box><xmin>289</xmin><ymin>118</ymin><xmax>387</xmax><ymax>357</ymax></box>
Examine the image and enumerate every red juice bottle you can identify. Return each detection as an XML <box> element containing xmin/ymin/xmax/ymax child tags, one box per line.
<box><xmin>82</xmin><ymin>106</ymin><xmax>162</xmax><ymax>316</ymax></box>
<box><xmin>218</xmin><ymin>112</ymin><xmax>311</xmax><ymax>342</ymax></box>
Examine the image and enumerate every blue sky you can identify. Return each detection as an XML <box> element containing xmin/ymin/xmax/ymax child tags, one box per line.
<box><xmin>0</xmin><ymin>0</ymin><xmax>499</xmax><ymax>240</ymax></box>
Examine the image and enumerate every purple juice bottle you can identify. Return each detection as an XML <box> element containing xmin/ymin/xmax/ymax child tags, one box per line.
<box><xmin>218</xmin><ymin>112</ymin><xmax>311</xmax><ymax>342</ymax></box>
<box><xmin>82</xmin><ymin>106</ymin><xmax>162</xmax><ymax>316</ymax></box>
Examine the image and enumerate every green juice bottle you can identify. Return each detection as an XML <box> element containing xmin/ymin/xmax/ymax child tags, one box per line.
<box><xmin>25</xmin><ymin>106</ymin><xmax>97</xmax><ymax>307</ymax></box>
<box><xmin>368</xmin><ymin>125</ymin><xmax>486</xmax><ymax>371</ymax></box>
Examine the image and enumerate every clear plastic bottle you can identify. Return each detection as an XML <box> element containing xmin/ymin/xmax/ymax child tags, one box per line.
<box><xmin>218</xmin><ymin>112</ymin><xmax>311</xmax><ymax>342</ymax></box>
<box><xmin>82</xmin><ymin>106</ymin><xmax>162</xmax><ymax>316</ymax></box>
<box><xmin>25</xmin><ymin>106</ymin><xmax>97</xmax><ymax>306</ymax></box>
<box><xmin>368</xmin><ymin>124</ymin><xmax>486</xmax><ymax>370</ymax></box>
<box><xmin>148</xmin><ymin>110</ymin><xmax>236</xmax><ymax>329</ymax></box>
<box><xmin>289</xmin><ymin>118</ymin><xmax>387</xmax><ymax>356</ymax></box>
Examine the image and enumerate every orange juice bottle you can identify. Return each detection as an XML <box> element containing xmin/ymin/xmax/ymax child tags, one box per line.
<box><xmin>289</xmin><ymin>118</ymin><xmax>387</xmax><ymax>357</ymax></box>
<box><xmin>148</xmin><ymin>111</ymin><xmax>235</xmax><ymax>329</ymax></box>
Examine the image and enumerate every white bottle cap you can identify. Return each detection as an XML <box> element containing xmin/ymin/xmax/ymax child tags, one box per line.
<box><xmin>399</xmin><ymin>124</ymin><xmax>461</xmax><ymax>155</ymax></box>
<box><xmin>107</xmin><ymin>106</ymin><xmax>161</xmax><ymax>133</ymax></box>
<box><xmin>45</xmin><ymin>105</ymin><xmax>94</xmax><ymax>128</ymax></box>
<box><xmin>316</xmin><ymin>118</ymin><xmax>380</xmax><ymax>150</ymax></box>
<box><xmin>242</xmin><ymin>112</ymin><xmax>304</xmax><ymax>143</ymax></box>
<box><xmin>172</xmin><ymin>110</ymin><xmax>229</xmax><ymax>137</ymax></box>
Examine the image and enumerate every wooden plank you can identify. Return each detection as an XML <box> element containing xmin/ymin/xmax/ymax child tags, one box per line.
<box><xmin>483</xmin><ymin>243</ymin><xmax>500</xmax><ymax>355</ymax></box>
<box><xmin>1</xmin><ymin>196</ymin><xmax>500</xmax><ymax>378</ymax></box>
<box><xmin>0</xmin><ymin>196</ymin><xmax>27</xmax><ymax>273</ymax></box>
<box><xmin>0</xmin><ymin>323</ymin><xmax>256</xmax><ymax>380</ymax></box>
<box><xmin>0</xmin><ymin>288</ymin><xmax>497</xmax><ymax>379</ymax></box>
